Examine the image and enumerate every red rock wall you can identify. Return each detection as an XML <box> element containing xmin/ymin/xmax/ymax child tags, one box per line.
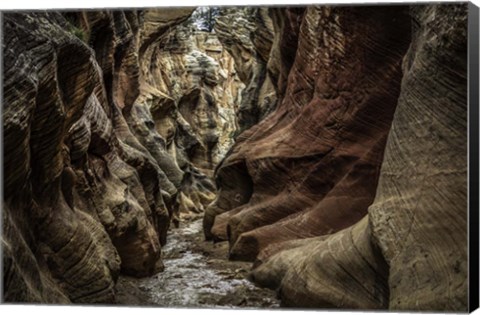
<box><xmin>205</xmin><ymin>5</ymin><xmax>412</xmax><ymax>260</ymax></box>
<box><xmin>208</xmin><ymin>4</ymin><xmax>469</xmax><ymax>311</ymax></box>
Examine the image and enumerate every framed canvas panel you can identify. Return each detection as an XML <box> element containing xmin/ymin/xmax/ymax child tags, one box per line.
<box><xmin>1</xmin><ymin>0</ymin><xmax>479</xmax><ymax>313</ymax></box>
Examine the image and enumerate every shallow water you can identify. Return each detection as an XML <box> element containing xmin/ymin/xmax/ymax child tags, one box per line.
<box><xmin>121</xmin><ymin>218</ymin><xmax>279</xmax><ymax>308</ymax></box>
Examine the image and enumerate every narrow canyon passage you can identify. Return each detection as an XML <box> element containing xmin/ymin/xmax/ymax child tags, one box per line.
<box><xmin>115</xmin><ymin>217</ymin><xmax>279</xmax><ymax>307</ymax></box>
<box><xmin>111</xmin><ymin>8</ymin><xmax>281</xmax><ymax>307</ymax></box>
<box><xmin>2</xmin><ymin>4</ymin><xmax>470</xmax><ymax>311</ymax></box>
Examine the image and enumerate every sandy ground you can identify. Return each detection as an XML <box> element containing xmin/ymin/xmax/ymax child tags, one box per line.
<box><xmin>115</xmin><ymin>216</ymin><xmax>279</xmax><ymax>309</ymax></box>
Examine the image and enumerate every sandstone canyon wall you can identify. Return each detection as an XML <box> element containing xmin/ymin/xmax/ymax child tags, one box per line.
<box><xmin>135</xmin><ymin>15</ymin><xmax>244</xmax><ymax>222</ymax></box>
<box><xmin>214</xmin><ymin>8</ymin><xmax>277</xmax><ymax>132</ymax></box>
<box><xmin>2</xmin><ymin>8</ymin><xmax>241</xmax><ymax>303</ymax></box>
<box><xmin>206</xmin><ymin>4</ymin><xmax>469</xmax><ymax>311</ymax></box>
<box><xmin>2</xmin><ymin>3</ymin><xmax>470</xmax><ymax>311</ymax></box>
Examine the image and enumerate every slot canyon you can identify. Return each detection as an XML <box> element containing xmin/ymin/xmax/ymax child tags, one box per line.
<box><xmin>2</xmin><ymin>4</ymin><xmax>470</xmax><ymax>311</ymax></box>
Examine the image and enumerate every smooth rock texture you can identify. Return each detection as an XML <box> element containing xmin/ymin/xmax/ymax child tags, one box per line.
<box><xmin>207</xmin><ymin>4</ymin><xmax>469</xmax><ymax>311</ymax></box>
<box><xmin>206</xmin><ymin>5</ymin><xmax>412</xmax><ymax>257</ymax></box>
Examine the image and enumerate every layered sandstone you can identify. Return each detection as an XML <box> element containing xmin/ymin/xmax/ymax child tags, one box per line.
<box><xmin>137</xmin><ymin>15</ymin><xmax>243</xmax><ymax>222</ymax></box>
<box><xmin>2</xmin><ymin>3</ymin><xmax>470</xmax><ymax>310</ymax></box>
<box><xmin>206</xmin><ymin>4</ymin><xmax>469</xmax><ymax>311</ymax></box>
<box><xmin>2</xmin><ymin>8</ymin><xmax>202</xmax><ymax>304</ymax></box>
<box><xmin>205</xmin><ymin>5</ymin><xmax>412</xmax><ymax>254</ymax></box>
<box><xmin>3</xmin><ymin>6</ymin><xmax>244</xmax><ymax>303</ymax></box>
<box><xmin>214</xmin><ymin>7</ymin><xmax>278</xmax><ymax>132</ymax></box>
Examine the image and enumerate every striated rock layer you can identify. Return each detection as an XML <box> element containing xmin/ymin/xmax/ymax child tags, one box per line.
<box><xmin>2</xmin><ymin>3</ymin><xmax>469</xmax><ymax>310</ymax></box>
<box><xmin>214</xmin><ymin>7</ymin><xmax>278</xmax><ymax>132</ymax></box>
<box><xmin>137</xmin><ymin>16</ymin><xmax>244</xmax><ymax>223</ymax></box>
<box><xmin>206</xmin><ymin>5</ymin><xmax>412</xmax><ymax>253</ymax></box>
<box><xmin>2</xmin><ymin>7</ymin><xmax>241</xmax><ymax>304</ymax></box>
<box><xmin>206</xmin><ymin>4</ymin><xmax>469</xmax><ymax>311</ymax></box>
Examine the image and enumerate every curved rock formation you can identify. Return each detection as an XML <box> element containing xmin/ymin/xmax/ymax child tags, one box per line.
<box><xmin>2</xmin><ymin>9</ymin><xmax>196</xmax><ymax>303</ymax></box>
<box><xmin>214</xmin><ymin>7</ymin><xmax>278</xmax><ymax>132</ymax></box>
<box><xmin>3</xmin><ymin>6</ymin><xmax>245</xmax><ymax>303</ymax></box>
<box><xmin>206</xmin><ymin>5</ymin><xmax>412</xmax><ymax>256</ymax></box>
<box><xmin>2</xmin><ymin>3</ymin><xmax>469</xmax><ymax>310</ymax></box>
<box><xmin>136</xmin><ymin>15</ymin><xmax>243</xmax><ymax>222</ymax></box>
<box><xmin>206</xmin><ymin>4</ymin><xmax>468</xmax><ymax>311</ymax></box>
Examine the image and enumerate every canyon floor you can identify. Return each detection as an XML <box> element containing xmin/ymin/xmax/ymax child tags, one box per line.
<box><xmin>115</xmin><ymin>217</ymin><xmax>279</xmax><ymax>308</ymax></box>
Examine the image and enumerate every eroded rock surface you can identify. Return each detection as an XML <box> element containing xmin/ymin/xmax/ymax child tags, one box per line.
<box><xmin>206</xmin><ymin>5</ymin><xmax>412</xmax><ymax>256</ymax></box>
<box><xmin>136</xmin><ymin>13</ymin><xmax>244</xmax><ymax>222</ymax></box>
<box><xmin>2</xmin><ymin>7</ymin><xmax>241</xmax><ymax>304</ymax></box>
<box><xmin>206</xmin><ymin>4</ymin><xmax>469</xmax><ymax>311</ymax></box>
<box><xmin>2</xmin><ymin>4</ymin><xmax>469</xmax><ymax>311</ymax></box>
<box><xmin>214</xmin><ymin>7</ymin><xmax>278</xmax><ymax>132</ymax></box>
